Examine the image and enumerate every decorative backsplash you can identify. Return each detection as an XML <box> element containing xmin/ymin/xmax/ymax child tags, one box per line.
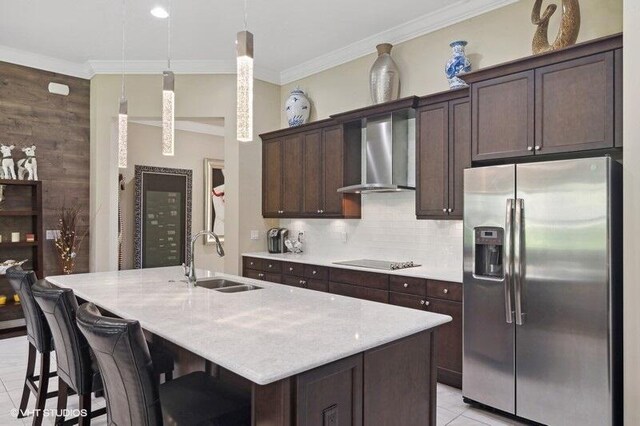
<box><xmin>280</xmin><ymin>191</ymin><xmax>463</xmax><ymax>274</ymax></box>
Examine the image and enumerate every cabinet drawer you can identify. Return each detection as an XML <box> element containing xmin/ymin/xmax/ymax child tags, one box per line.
<box><xmin>244</xmin><ymin>269</ymin><xmax>266</xmax><ymax>281</ymax></box>
<box><xmin>389</xmin><ymin>276</ymin><xmax>427</xmax><ymax>297</ymax></box>
<box><xmin>265</xmin><ymin>273</ymin><xmax>282</xmax><ymax>284</ymax></box>
<box><xmin>264</xmin><ymin>260</ymin><xmax>282</xmax><ymax>273</ymax></box>
<box><xmin>307</xmin><ymin>279</ymin><xmax>329</xmax><ymax>292</ymax></box>
<box><xmin>389</xmin><ymin>292</ymin><xmax>430</xmax><ymax>311</ymax></box>
<box><xmin>329</xmin><ymin>282</ymin><xmax>388</xmax><ymax>304</ymax></box>
<box><xmin>329</xmin><ymin>268</ymin><xmax>389</xmax><ymax>290</ymax></box>
<box><xmin>427</xmin><ymin>280</ymin><xmax>462</xmax><ymax>302</ymax></box>
<box><xmin>282</xmin><ymin>274</ymin><xmax>306</xmax><ymax>288</ymax></box>
<box><xmin>304</xmin><ymin>264</ymin><xmax>328</xmax><ymax>280</ymax></box>
<box><xmin>243</xmin><ymin>257</ymin><xmax>263</xmax><ymax>271</ymax></box>
<box><xmin>283</xmin><ymin>262</ymin><xmax>304</xmax><ymax>276</ymax></box>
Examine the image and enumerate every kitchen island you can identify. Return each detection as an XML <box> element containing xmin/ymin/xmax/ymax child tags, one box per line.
<box><xmin>48</xmin><ymin>267</ymin><xmax>451</xmax><ymax>426</ymax></box>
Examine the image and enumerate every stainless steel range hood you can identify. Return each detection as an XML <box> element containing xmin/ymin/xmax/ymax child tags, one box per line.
<box><xmin>338</xmin><ymin>109</ymin><xmax>415</xmax><ymax>193</ymax></box>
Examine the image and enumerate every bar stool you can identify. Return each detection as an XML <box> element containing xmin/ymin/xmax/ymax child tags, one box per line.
<box><xmin>6</xmin><ymin>266</ymin><xmax>57</xmax><ymax>426</ymax></box>
<box><xmin>32</xmin><ymin>280</ymin><xmax>107</xmax><ymax>425</ymax></box>
<box><xmin>76</xmin><ymin>302</ymin><xmax>251</xmax><ymax>426</ymax></box>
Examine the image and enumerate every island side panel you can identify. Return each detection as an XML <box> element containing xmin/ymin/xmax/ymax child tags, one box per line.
<box><xmin>252</xmin><ymin>378</ymin><xmax>293</xmax><ymax>426</ymax></box>
<box><xmin>363</xmin><ymin>330</ymin><xmax>437</xmax><ymax>426</ymax></box>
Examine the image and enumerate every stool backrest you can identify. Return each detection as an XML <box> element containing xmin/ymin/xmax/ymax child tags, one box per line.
<box><xmin>76</xmin><ymin>302</ymin><xmax>162</xmax><ymax>426</ymax></box>
<box><xmin>6</xmin><ymin>266</ymin><xmax>52</xmax><ymax>353</ymax></box>
<box><xmin>32</xmin><ymin>280</ymin><xmax>94</xmax><ymax>394</ymax></box>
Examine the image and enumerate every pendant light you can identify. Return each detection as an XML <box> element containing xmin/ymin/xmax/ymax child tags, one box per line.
<box><xmin>117</xmin><ymin>0</ymin><xmax>128</xmax><ymax>168</ymax></box>
<box><xmin>236</xmin><ymin>0</ymin><xmax>253</xmax><ymax>142</ymax></box>
<box><xmin>162</xmin><ymin>0</ymin><xmax>175</xmax><ymax>156</ymax></box>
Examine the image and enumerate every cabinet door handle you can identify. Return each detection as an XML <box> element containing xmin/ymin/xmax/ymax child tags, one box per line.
<box><xmin>250</xmin><ymin>262</ymin><xmax>254</xmax><ymax>266</ymax></box>
<box><xmin>535</xmin><ymin>145</ymin><xmax>541</xmax><ymax>151</ymax></box>
<box><xmin>443</xmin><ymin>288</ymin><xmax>449</xmax><ymax>294</ymax></box>
<box><xmin>420</xmin><ymin>300</ymin><xmax>425</xmax><ymax>305</ymax></box>
<box><xmin>403</xmin><ymin>283</ymin><xmax>409</xmax><ymax>288</ymax></box>
<box><xmin>268</xmin><ymin>264</ymin><xmax>273</xmax><ymax>268</ymax></box>
<box><xmin>442</xmin><ymin>208</ymin><xmax>447</xmax><ymax>212</ymax></box>
<box><xmin>289</xmin><ymin>267</ymin><xmax>294</xmax><ymax>272</ymax></box>
<box><xmin>527</xmin><ymin>146</ymin><xmax>533</xmax><ymax>151</ymax></box>
<box><xmin>312</xmin><ymin>270</ymin><xmax>317</xmax><ymax>275</ymax></box>
<box><xmin>258</xmin><ymin>273</ymin><xmax>264</xmax><ymax>278</ymax></box>
<box><xmin>424</xmin><ymin>301</ymin><xmax>430</xmax><ymax>307</ymax></box>
<box><xmin>447</xmin><ymin>208</ymin><xmax>452</xmax><ymax>213</ymax></box>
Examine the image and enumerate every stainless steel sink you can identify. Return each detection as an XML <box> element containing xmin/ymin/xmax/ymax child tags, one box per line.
<box><xmin>193</xmin><ymin>278</ymin><xmax>247</xmax><ymax>289</ymax></box>
<box><xmin>215</xmin><ymin>284</ymin><xmax>262</xmax><ymax>293</ymax></box>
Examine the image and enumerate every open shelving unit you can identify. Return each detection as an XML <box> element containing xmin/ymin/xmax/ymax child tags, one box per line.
<box><xmin>0</xmin><ymin>179</ymin><xmax>43</xmax><ymax>330</ymax></box>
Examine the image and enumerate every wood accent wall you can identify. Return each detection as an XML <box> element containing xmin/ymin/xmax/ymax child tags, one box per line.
<box><xmin>0</xmin><ymin>62</ymin><xmax>90</xmax><ymax>276</ymax></box>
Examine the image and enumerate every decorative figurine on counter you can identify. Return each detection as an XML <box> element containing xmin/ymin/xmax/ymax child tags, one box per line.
<box><xmin>0</xmin><ymin>144</ymin><xmax>17</xmax><ymax>180</ymax></box>
<box><xmin>17</xmin><ymin>145</ymin><xmax>38</xmax><ymax>180</ymax></box>
<box><xmin>531</xmin><ymin>0</ymin><xmax>580</xmax><ymax>54</ymax></box>
<box><xmin>445</xmin><ymin>40</ymin><xmax>472</xmax><ymax>90</ymax></box>
<box><xmin>285</xmin><ymin>88</ymin><xmax>311</xmax><ymax>127</ymax></box>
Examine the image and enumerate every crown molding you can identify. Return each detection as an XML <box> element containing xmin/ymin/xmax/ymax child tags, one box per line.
<box><xmin>279</xmin><ymin>0</ymin><xmax>518</xmax><ymax>84</ymax></box>
<box><xmin>0</xmin><ymin>44</ymin><xmax>92</xmax><ymax>79</ymax></box>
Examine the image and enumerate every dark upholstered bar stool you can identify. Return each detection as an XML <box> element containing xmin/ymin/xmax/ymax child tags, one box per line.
<box><xmin>6</xmin><ymin>266</ymin><xmax>58</xmax><ymax>426</ymax></box>
<box><xmin>32</xmin><ymin>280</ymin><xmax>107</xmax><ymax>426</ymax></box>
<box><xmin>76</xmin><ymin>302</ymin><xmax>251</xmax><ymax>426</ymax></box>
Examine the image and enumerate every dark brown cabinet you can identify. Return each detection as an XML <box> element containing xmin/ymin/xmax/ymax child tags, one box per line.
<box><xmin>466</xmin><ymin>34</ymin><xmax>622</xmax><ymax>162</ymax></box>
<box><xmin>416</xmin><ymin>92</ymin><xmax>470</xmax><ymax>219</ymax></box>
<box><xmin>261</xmin><ymin>122</ymin><xmax>361</xmax><ymax>219</ymax></box>
<box><xmin>472</xmin><ymin>71</ymin><xmax>535</xmax><ymax>161</ymax></box>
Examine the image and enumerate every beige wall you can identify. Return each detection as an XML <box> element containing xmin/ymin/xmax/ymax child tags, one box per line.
<box><xmin>623</xmin><ymin>0</ymin><xmax>639</xmax><ymax>423</ymax></box>
<box><xmin>90</xmin><ymin>74</ymin><xmax>280</xmax><ymax>274</ymax></box>
<box><xmin>281</xmin><ymin>0</ymin><xmax>622</xmax><ymax>126</ymax></box>
<box><xmin>119</xmin><ymin>123</ymin><xmax>225</xmax><ymax>272</ymax></box>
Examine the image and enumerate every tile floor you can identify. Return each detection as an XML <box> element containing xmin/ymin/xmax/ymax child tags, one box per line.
<box><xmin>0</xmin><ymin>335</ymin><xmax>525</xmax><ymax>426</ymax></box>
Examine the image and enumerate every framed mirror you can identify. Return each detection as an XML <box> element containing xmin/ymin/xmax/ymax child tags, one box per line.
<box><xmin>204</xmin><ymin>158</ymin><xmax>225</xmax><ymax>244</ymax></box>
<box><xmin>134</xmin><ymin>165</ymin><xmax>192</xmax><ymax>268</ymax></box>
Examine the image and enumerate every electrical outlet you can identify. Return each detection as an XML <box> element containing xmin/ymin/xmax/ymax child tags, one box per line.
<box><xmin>250</xmin><ymin>230</ymin><xmax>260</xmax><ymax>240</ymax></box>
<box><xmin>46</xmin><ymin>230</ymin><xmax>61</xmax><ymax>240</ymax></box>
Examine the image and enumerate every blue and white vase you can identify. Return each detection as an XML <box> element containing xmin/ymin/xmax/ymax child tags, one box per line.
<box><xmin>285</xmin><ymin>89</ymin><xmax>311</xmax><ymax>127</ymax></box>
<box><xmin>445</xmin><ymin>40</ymin><xmax>472</xmax><ymax>90</ymax></box>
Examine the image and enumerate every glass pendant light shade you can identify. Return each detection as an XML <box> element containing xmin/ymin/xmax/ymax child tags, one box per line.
<box><xmin>236</xmin><ymin>30</ymin><xmax>253</xmax><ymax>142</ymax></box>
<box><xmin>118</xmin><ymin>98</ymin><xmax>128</xmax><ymax>168</ymax></box>
<box><xmin>162</xmin><ymin>70</ymin><xmax>175</xmax><ymax>156</ymax></box>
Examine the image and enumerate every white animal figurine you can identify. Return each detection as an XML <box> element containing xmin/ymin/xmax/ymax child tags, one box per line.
<box><xmin>0</xmin><ymin>145</ymin><xmax>17</xmax><ymax>180</ymax></box>
<box><xmin>17</xmin><ymin>145</ymin><xmax>38</xmax><ymax>181</ymax></box>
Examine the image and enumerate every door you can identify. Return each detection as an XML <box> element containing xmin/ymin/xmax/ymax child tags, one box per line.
<box><xmin>262</xmin><ymin>139</ymin><xmax>282</xmax><ymax>216</ymax></box>
<box><xmin>515</xmin><ymin>158</ymin><xmax>614</xmax><ymax>425</ymax></box>
<box><xmin>462</xmin><ymin>164</ymin><xmax>516</xmax><ymax>414</ymax></box>
<box><xmin>448</xmin><ymin>98</ymin><xmax>470</xmax><ymax>218</ymax></box>
<box><xmin>535</xmin><ymin>52</ymin><xmax>615</xmax><ymax>154</ymax></box>
<box><xmin>302</xmin><ymin>130</ymin><xmax>323</xmax><ymax>215</ymax></box>
<box><xmin>416</xmin><ymin>103</ymin><xmax>448</xmax><ymax>217</ymax></box>
<box><xmin>322</xmin><ymin>125</ymin><xmax>344</xmax><ymax>215</ymax></box>
<box><xmin>472</xmin><ymin>71</ymin><xmax>535</xmax><ymax>161</ymax></box>
<box><xmin>281</xmin><ymin>134</ymin><xmax>304</xmax><ymax>215</ymax></box>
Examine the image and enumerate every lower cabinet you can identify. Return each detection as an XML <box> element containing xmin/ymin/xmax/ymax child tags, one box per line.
<box><xmin>243</xmin><ymin>256</ymin><xmax>463</xmax><ymax>388</ymax></box>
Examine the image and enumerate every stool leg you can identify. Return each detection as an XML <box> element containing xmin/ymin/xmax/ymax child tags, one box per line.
<box><xmin>165</xmin><ymin>371</ymin><xmax>173</xmax><ymax>382</ymax></box>
<box><xmin>78</xmin><ymin>393</ymin><xmax>91</xmax><ymax>426</ymax></box>
<box><xmin>32</xmin><ymin>351</ymin><xmax>50</xmax><ymax>426</ymax></box>
<box><xmin>54</xmin><ymin>379</ymin><xmax>69</xmax><ymax>426</ymax></box>
<box><xmin>17</xmin><ymin>342</ymin><xmax>36</xmax><ymax>418</ymax></box>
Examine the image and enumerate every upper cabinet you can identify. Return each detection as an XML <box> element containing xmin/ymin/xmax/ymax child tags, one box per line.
<box><xmin>466</xmin><ymin>34</ymin><xmax>622</xmax><ymax>162</ymax></box>
<box><xmin>260</xmin><ymin>121</ymin><xmax>361</xmax><ymax>219</ymax></box>
<box><xmin>416</xmin><ymin>90</ymin><xmax>470</xmax><ymax>219</ymax></box>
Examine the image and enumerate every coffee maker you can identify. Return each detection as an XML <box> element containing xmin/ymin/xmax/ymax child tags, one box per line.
<box><xmin>267</xmin><ymin>228</ymin><xmax>289</xmax><ymax>253</ymax></box>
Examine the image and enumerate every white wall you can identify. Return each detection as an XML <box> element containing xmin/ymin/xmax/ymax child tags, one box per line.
<box><xmin>119</xmin><ymin>123</ymin><xmax>225</xmax><ymax>272</ymax></box>
<box><xmin>281</xmin><ymin>192</ymin><xmax>462</xmax><ymax>279</ymax></box>
<box><xmin>623</xmin><ymin>0</ymin><xmax>639</xmax><ymax>423</ymax></box>
<box><xmin>90</xmin><ymin>74</ymin><xmax>281</xmax><ymax>275</ymax></box>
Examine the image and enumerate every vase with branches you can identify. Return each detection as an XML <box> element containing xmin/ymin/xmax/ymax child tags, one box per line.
<box><xmin>54</xmin><ymin>206</ymin><xmax>88</xmax><ymax>275</ymax></box>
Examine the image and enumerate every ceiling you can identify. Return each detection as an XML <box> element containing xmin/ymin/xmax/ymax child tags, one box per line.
<box><xmin>0</xmin><ymin>0</ymin><xmax>516</xmax><ymax>84</ymax></box>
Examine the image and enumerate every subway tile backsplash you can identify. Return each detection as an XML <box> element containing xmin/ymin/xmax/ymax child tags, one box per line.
<box><xmin>280</xmin><ymin>192</ymin><xmax>463</xmax><ymax>274</ymax></box>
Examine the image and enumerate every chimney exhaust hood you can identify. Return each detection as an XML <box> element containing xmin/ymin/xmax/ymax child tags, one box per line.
<box><xmin>338</xmin><ymin>109</ymin><xmax>415</xmax><ymax>193</ymax></box>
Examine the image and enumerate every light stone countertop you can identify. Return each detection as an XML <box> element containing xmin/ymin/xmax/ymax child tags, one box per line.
<box><xmin>48</xmin><ymin>267</ymin><xmax>451</xmax><ymax>385</ymax></box>
<box><xmin>243</xmin><ymin>251</ymin><xmax>463</xmax><ymax>283</ymax></box>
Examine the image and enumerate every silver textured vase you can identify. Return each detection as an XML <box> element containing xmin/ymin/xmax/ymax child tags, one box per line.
<box><xmin>369</xmin><ymin>43</ymin><xmax>400</xmax><ymax>104</ymax></box>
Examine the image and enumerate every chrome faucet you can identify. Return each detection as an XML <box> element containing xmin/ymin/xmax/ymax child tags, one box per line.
<box><xmin>183</xmin><ymin>231</ymin><xmax>225</xmax><ymax>286</ymax></box>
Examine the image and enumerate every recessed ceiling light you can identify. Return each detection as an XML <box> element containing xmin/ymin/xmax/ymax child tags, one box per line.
<box><xmin>150</xmin><ymin>6</ymin><xmax>169</xmax><ymax>19</ymax></box>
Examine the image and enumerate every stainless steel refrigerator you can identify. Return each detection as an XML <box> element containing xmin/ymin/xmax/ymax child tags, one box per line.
<box><xmin>462</xmin><ymin>157</ymin><xmax>622</xmax><ymax>426</ymax></box>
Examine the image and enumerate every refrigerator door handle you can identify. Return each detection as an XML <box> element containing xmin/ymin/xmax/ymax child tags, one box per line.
<box><xmin>504</xmin><ymin>199</ymin><xmax>514</xmax><ymax>324</ymax></box>
<box><xmin>514</xmin><ymin>198</ymin><xmax>525</xmax><ymax>326</ymax></box>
